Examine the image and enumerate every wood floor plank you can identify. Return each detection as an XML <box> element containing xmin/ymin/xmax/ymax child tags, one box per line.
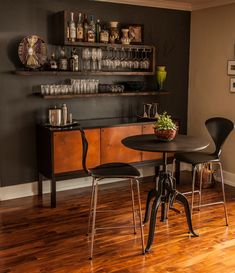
<box><xmin>1</xmin><ymin>172</ymin><xmax>235</xmax><ymax>273</ymax></box>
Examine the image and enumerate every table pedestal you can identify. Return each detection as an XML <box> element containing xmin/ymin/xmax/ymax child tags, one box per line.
<box><xmin>143</xmin><ymin>152</ymin><xmax>199</xmax><ymax>253</ymax></box>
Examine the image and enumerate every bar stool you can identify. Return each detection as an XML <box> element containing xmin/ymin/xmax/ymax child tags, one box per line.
<box><xmin>78</xmin><ymin>127</ymin><xmax>145</xmax><ymax>259</ymax></box>
<box><xmin>174</xmin><ymin>117</ymin><xmax>234</xmax><ymax>225</ymax></box>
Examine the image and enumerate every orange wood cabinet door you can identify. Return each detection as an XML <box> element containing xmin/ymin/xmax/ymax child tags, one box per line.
<box><xmin>142</xmin><ymin>124</ymin><xmax>162</xmax><ymax>161</ymax></box>
<box><xmin>53</xmin><ymin>128</ymin><xmax>100</xmax><ymax>174</ymax></box>
<box><xmin>101</xmin><ymin>125</ymin><xmax>142</xmax><ymax>164</ymax></box>
<box><xmin>85</xmin><ymin>128</ymin><xmax>100</xmax><ymax>169</ymax></box>
<box><xmin>53</xmin><ymin>130</ymin><xmax>83</xmax><ymax>174</ymax></box>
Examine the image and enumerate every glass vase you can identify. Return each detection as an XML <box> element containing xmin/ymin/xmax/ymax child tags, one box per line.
<box><xmin>156</xmin><ymin>66</ymin><xmax>167</xmax><ymax>90</ymax></box>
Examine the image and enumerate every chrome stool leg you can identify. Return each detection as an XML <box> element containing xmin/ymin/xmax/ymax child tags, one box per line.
<box><xmin>198</xmin><ymin>163</ymin><xmax>204</xmax><ymax>210</ymax></box>
<box><xmin>136</xmin><ymin>179</ymin><xmax>145</xmax><ymax>254</ymax></box>
<box><xmin>218</xmin><ymin>162</ymin><xmax>229</xmax><ymax>226</ymax></box>
<box><xmin>130</xmin><ymin>179</ymin><xmax>137</xmax><ymax>234</ymax></box>
<box><xmin>87</xmin><ymin>177</ymin><xmax>95</xmax><ymax>236</ymax></box>
<box><xmin>191</xmin><ymin>165</ymin><xmax>197</xmax><ymax>217</ymax></box>
<box><xmin>89</xmin><ymin>180</ymin><xmax>98</xmax><ymax>260</ymax></box>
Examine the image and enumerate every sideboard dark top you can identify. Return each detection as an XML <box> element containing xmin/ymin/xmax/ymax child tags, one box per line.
<box><xmin>38</xmin><ymin>117</ymin><xmax>157</xmax><ymax>132</ymax></box>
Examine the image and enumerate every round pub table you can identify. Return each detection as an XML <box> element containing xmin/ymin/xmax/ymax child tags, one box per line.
<box><xmin>122</xmin><ymin>134</ymin><xmax>208</xmax><ymax>253</ymax></box>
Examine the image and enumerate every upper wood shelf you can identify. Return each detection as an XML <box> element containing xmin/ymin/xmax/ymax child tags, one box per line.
<box><xmin>14</xmin><ymin>70</ymin><xmax>154</xmax><ymax>76</ymax></box>
<box><xmin>36</xmin><ymin>91</ymin><xmax>170</xmax><ymax>99</ymax></box>
<box><xmin>63</xmin><ymin>41</ymin><xmax>154</xmax><ymax>49</ymax></box>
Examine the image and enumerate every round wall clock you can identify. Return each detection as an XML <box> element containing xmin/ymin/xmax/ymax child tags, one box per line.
<box><xmin>18</xmin><ymin>35</ymin><xmax>47</xmax><ymax>69</ymax></box>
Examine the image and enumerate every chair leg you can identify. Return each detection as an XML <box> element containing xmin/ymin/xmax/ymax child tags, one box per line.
<box><xmin>217</xmin><ymin>162</ymin><xmax>229</xmax><ymax>226</ymax></box>
<box><xmin>136</xmin><ymin>179</ymin><xmax>145</xmax><ymax>255</ymax></box>
<box><xmin>87</xmin><ymin>177</ymin><xmax>95</xmax><ymax>236</ymax></box>
<box><xmin>130</xmin><ymin>179</ymin><xmax>137</xmax><ymax>235</ymax></box>
<box><xmin>191</xmin><ymin>165</ymin><xmax>197</xmax><ymax>217</ymax></box>
<box><xmin>89</xmin><ymin>180</ymin><xmax>98</xmax><ymax>260</ymax></box>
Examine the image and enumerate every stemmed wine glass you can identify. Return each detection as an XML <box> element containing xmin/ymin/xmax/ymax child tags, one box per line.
<box><xmin>96</xmin><ymin>48</ymin><xmax>103</xmax><ymax>71</ymax></box>
<box><xmin>82</xmin><ymin>48</ymin><xmax>91</xmax><ymax>71</ymax></box>
<box><xmin>133</xmin><ymin>48</ymin><xmax>139</xmax><ymax>70</ymax></box>
<box><xmin>91</xmin><ymin>48</ymin><xmax>97</xmax><ymax>71</ymax></box>
<box><xmin>143</xmin><ymin>49</ymin><xmax>150</xmax><ymax>70</ymax></box>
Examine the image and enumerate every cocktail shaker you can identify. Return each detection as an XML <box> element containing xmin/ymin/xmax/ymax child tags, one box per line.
<box><xmin>62</xmin><ymin>103</ymin><xmax>68</xmax><ymax>125</ymax></box>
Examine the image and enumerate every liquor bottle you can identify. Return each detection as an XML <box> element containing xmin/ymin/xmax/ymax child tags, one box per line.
<box><xmin>66</xmin><ymin>22</ymin><xmax>70</xmax><ymax>41</ymax></box>
<box><xmin>69</xmin><ymin>12</ymin><xmax>76</xmax><ymax>42</ymax></box>
<box><xmin>83</xmin><ymin>14</ymin><xmax>89</xmax><ymax>42</ymax></box>
<box><xmin>87</xmin><ymin>15</ymin><xmax>95</xmax><ymax>43</ymax></box>
<box><xmin>95</xmin><ymin>19</ymin><xmax>101</xmax><ymax>43</ymax></box>
<box><xmin>58</xmin><ymin>47</ymin><xmax>68</xmax><ymax>71</ymax></box>
<box><xmin>49</xmin><ymin>52</ymin><xmax>58</xmax><ymax>70</ymax></box>
<box><xmin>69</xmin><ymin>48</ymin><xmax>79</xmax><ymax>71</ymax></box>
<box><xmin>76</xmin><ymin>13</ymin><xmax>84</xmax><ymax>42</ymax></box>
<box><xmin>100</xmin><ymin>25</ymin><xmax>109</xmax><ymax>44</ymax></box>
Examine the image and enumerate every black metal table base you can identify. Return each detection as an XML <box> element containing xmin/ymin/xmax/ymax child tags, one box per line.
<box><xmin>143</xmin><ymin>170</ymin><xmax>199</xmax><ymax>253</ymax></box>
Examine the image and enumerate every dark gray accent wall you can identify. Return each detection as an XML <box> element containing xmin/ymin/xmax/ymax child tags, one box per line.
<box><xmin>0</xmin><ymin>0</ymin><xmax>190</xmax><ymax>186</ymax></box>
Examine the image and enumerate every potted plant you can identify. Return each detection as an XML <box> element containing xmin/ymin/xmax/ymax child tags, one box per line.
<box><xmin>153</xmin><ymin>112</ymin><xmax>177</xmax><ymax>141</ymax></box>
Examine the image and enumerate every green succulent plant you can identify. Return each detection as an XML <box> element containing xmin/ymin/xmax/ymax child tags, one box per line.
<box><xmin>154</xmin><ymin>112</ymin><xmax>177</xmax><ymax>131</ymax></box>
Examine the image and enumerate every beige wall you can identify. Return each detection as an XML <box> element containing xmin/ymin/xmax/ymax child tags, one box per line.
<box><xmin>189</xmin><ymin>4</ymin><xmax>235</xmax><ymax>173</ymax></box>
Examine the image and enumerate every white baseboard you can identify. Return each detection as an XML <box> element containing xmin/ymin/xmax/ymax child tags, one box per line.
<box><xmin>1</xmin><ymin>165</ymin><xmax>234</xmax><ymax>201</ymax></box>
<box><xmin>0</xmin><ymin>166</ymin><xmax>154</xmax><ymax>201</ymax></box>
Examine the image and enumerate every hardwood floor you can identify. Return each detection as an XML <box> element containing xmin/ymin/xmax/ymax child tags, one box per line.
<box><xmin>1</xmin><ymin>172</ymin><xmax>235</xmax><ymax>273</ymax></box>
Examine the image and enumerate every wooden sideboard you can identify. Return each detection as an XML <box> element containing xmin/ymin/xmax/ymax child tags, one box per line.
<box><xmin>37</xmin><ymin>120</ymin><xmax>176</xmax><ymax>207</ymax></box>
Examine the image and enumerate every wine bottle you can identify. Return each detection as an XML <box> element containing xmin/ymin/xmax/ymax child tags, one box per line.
<box><xmin>83</xmin><ymin>14</ymin><xmax>89</xmax><ymax>42</ymax></box>
<box><xmin>69</xmin><ymin>12</ymin><xmax>76</xmax><ymax>42</ymax></box>
<box><xmin>88</xmin><ymin>15</ymin><xmax>95</xmax><ymax>43</ymax></box>
<box><xmin>95</xmin><ymin>19</ymin><xmax>101</xmax><ymax>43</ymax></box>
<box><xmin>76</xmin><ymin>13</ymin><xmax>84</xmax><ymax>42</ymax></box>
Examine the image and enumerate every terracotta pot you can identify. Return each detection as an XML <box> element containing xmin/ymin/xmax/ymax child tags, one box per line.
<box><xmin>154</xmin><ymin>128</ymin><xmax>176</xmax><ymax>142</ymax></box>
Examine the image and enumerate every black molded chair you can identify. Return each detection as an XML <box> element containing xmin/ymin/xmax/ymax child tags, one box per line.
<box><xmin>174</xmin><ymin>117</ymin><xmax>234</xmax><ymax>225</ymax></box>
<box><xmin>78</xmin><ymin>127</ymin><xmax>144</xmax><ymax>259</ymax></box>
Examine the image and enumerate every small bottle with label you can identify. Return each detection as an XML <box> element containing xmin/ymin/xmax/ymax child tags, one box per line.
<box><xmin>100</xmin><ymin>25</ymin><xmax>109</xmax><ymax>44</ymax></box>
<box><xmin>58</xmin><ymin>47</ymin><xmax>68</xmax><ymax>71</ymax></box>
<box><xmin>69</xmin><ymin>12</ymin><xmax>76</xmax><ymax>42</ymax></box>
<box><xmin>49</xmin><ymin>52</ymin><xmax>58</xmax><ymax>71</ymax></box>
<box><xmin>69</xmin><ymin>48</ymin><xmax>79</xmax><ymax>71</ymax></box>
<box><xmin>76</xmin><ymin>13</ymin><xmax>84</xmax><ymax>42</ymax></box>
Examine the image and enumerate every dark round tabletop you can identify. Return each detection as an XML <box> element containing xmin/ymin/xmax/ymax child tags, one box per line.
<box><xmin>122</xmin><ymin>134</ymin><xmax>209</xmax><ymax>153</ymax></box>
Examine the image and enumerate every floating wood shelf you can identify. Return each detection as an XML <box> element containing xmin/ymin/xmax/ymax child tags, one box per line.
<box><xmin>63</xmin><ymin>41</ymin><xmax>154</xmax><ymax>49</ymax></box>
<box><xmin>36</xmin><ymin>91</ymin><xmax>170</xmax><ymax>99</ymax></box>
<box><xmin>14</xmin><ymin>70</ymin><xmax>154</xmax><ymax>76</ymax></box>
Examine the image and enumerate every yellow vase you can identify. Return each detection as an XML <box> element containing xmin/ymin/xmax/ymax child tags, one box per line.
<box><xmin>156</xmin><ymin>66</ymin><xmax>167</xmax><ymax>90</ymax></box>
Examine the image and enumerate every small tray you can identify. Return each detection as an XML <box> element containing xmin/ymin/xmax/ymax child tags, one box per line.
<box><xmin>45</xmin><ymin>121</ymin><xmax>79</xmax><ymax>128</ymax></box>
<box><xmin>137</xmin><ymin>115</ymin><xmax>158</xmax><ymax>121</ymax></box>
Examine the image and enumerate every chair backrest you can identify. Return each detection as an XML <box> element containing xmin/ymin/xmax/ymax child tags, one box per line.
<box><xmin>78</xmin><ymin>126</ymin><xmax>89</xmax><ymax>174</ymax></box>
<box><xmin>205</xmin><ymin>117</ymin><xmax>234</xmax><ymax>157</ymax></box>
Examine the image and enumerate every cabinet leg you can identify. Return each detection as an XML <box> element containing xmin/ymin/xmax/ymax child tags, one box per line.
<box><xmin>38</xmin><ymin>173</ymin><xmax>43</xmax><ymax>198</ymax></box>
<box><xmin>51</xmin><ymin>178</ymin><xmax>56</xmax><ymax>208</ymax></box>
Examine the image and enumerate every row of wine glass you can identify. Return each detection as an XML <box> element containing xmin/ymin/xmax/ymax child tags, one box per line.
<box><xmin>81</xmin><ymin>47</ymin><xmax>152</xmax><ymax>71</ymax></box>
